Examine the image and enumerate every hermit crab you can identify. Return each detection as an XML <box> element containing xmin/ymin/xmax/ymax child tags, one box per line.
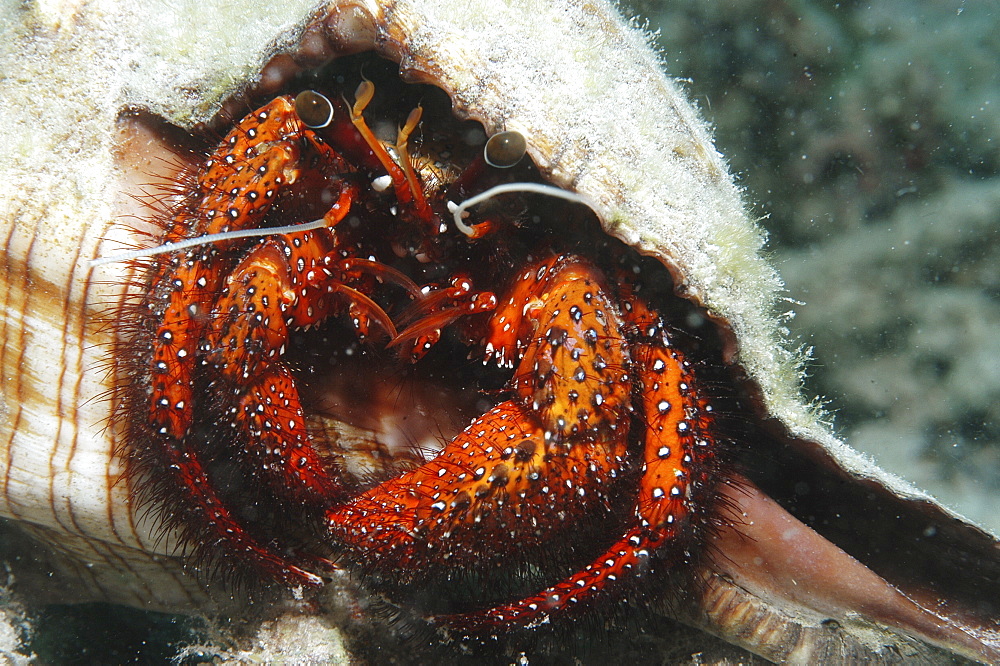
<box><xmin>97</xmin><ymin>49</ymin><xmax>727</xmax><ymax>636</ymax></box>
<box><xmin>1</xmin><ymin>0</ymin><xmax>998</xmax><ymax>662</ymax></box>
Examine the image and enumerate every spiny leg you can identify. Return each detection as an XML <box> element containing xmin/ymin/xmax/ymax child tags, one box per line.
<box><xmin>204</xmin><ymin>194</ymin><xmax>414</xmax><ymax>505</ymax></box>
<box><xmin>139</xmin><ymin>97</ymin><xmax>353</xmax><ymax>586</ymax></box>
<box><xmin>147</xmin><ymin>204</ymin><xmax>407</xmax><ymax>582</ymax></box>
<box><xmin>143</xmin><ymin>99</ymin><xmax>388</xmax><ymax>588</ymax></box>
<box><xmin>151</xmin><ymin>437</ymin><xmax>325</xmax><ymax>587</ymax></box>
<box><xmin>328</xmin><ymin>255</ymin><xmax>636</xmax><ymax>580</ymax></box>
<box><xmin>626</xmin><ymin>297</ymin><xmax>717</xmax><ymax>534</ymax></box>
<box><xmin>327</xmin><ymin>400</ymin><xmax>629</xmax><ymax>577</ymax></box>
<box><xmin>437</xmin><ymin>299</ymin><xmax>719</xmax><ymax>633</ymax></box>
<box><xmin>148</xmin><ymin>96</ymin><xmax>346</xmax><ymax>444</ymax></box>
<box><xmin>237</xmin><ymin>364</ymin><xmax>342</xmax><ymax>504</ymax></box>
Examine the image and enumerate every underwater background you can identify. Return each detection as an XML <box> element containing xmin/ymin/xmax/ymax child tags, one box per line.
<box><xmin>3</xmin><ymin>0</ymin><xmax>997</xmax><ymax>662</ymax></box>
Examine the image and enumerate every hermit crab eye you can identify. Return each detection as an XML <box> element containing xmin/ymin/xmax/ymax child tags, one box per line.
<box><xmin>294</xmin><ymin>90</ymin><xmax>334</xmax><ymax>129</ymax></box>
<box><xmin>484</xmin><ymin>130</ymin><xmax>527</xmax><ymax>168</ymax></box>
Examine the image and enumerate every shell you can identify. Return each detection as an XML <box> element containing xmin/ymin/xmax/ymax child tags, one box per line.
<box><xmin>1</xmin><ymin>0</ymin><xmax>997</xmax><ymax>662</ymax></box>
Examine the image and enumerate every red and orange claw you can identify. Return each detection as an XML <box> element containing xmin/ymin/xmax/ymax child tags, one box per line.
<box><xmin>137</xmin><ymin>91</ymin><xmax>422</xmax><ymax>588</ymax></box>
<box><xmin>146</xmin><ymin>95</ymin><xmax>350</xmax><ymax>444</ymax></box>
<box><xmin>482</xmin><ymin>256</ymin><xmax>563</xmax><ymax>368</ymax></box>
<box><xmin>328</xmin><ymin>255</ymin><xmax>647</xmax><ymax>594</ymax></box>
<box><xmin>165</xmin><ymin>95</ymin><xmax>337</xmax><ymax>243</ymax></box>
<box><xmin>488</xmin><ymin>256</ymin><xmax>633</xmax><ymax>441</ymax></box>
<box><xmin>434</xmin><ymin>296</ymin><xmax>719</xmax><ymax>635</ymax></box>
<box><xmin>326</xmin><ymin>400</ymin><xmax>629</xmax><ymax>577</ymax></box>
<box><xmin>198</xmin><ymin>204</ymin><xmax>420</xmax><ymax>507</ymax></box>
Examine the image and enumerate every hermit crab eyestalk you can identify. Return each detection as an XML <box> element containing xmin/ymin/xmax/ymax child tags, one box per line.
<box><xmin>484</xmin><ymin>130</ymin><xmax>527</xmax><ymax>168</ymax></box>
<box><xmin>294</xmin><ymin>90</ymin><xmax>334</xmax><ymax>128</ymax></box>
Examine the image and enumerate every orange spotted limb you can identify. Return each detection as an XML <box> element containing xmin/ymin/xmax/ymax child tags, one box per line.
<box><xmin>176</xmin><ymin>95</ymin><xmax>345</xmax><ymax>242</ymax></box>
<box><xmin>146</xmin><ymin>96</ymin><xmax>349</xmax><ymax>444</ymax></box>
<box><xmin>329</xmin><ymin>255</ymin><xmax>638</xmax><ymax>580</ymax></box>
<box><xmin>201</xmin><ymin>186</ymin><xmax>424</xmax><ymax>505</ymax></box>
<box><xmin>152</xmin><ymin>434</ymin><xmax>324</xmax><ymax>588</ymax></box>
<box><xmin>438</xmin><ymin>296</ymin><xmax>718</xmax><ymax>633</ymax></box>
<box><xmin>490</xmin><ymin>256</ymin><xmax>633</xmax><ymax>441</ymax></box>
<box><xmin>238</xmin><ymin>365</ymin><xmax>344</xmax><ymax>504</ymax></box>
<box><xmin>327</xmin><ymin>400</ymin><xmax>629</xmax><ymax>576</ymax></box>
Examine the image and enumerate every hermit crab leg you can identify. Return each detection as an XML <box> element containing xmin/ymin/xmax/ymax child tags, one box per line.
<box><xmin>327</xmin><ymin>256</ymin><xmax>640</xmax><ymax>589</ymax></box>
<box><xmin>202</xmin><ymin>184</ymin><xmax>420</xmax><ymax>504</ymax></box>
<box><xmin>147</xmin><ymin>95</ymin><xmax>348</xmax><ymax>444</ymax></box>
<box><xmin>438</xmin><ymin>298</ymin><xmax>718</xmax><ymax>632</ymax></box>
<box><xmin>626</xmin><ymin>297</ymin><xmax>716</xmax><ymax>538</ymax></box>
<box><xmin>327</xmin><ymin>399</ymin><xmax>629</xmax><ymax>576</ymax></box>
<box><xmin>150</xmin><ymin>437</ymin><xmax>325</xmax><ymax>587</ymax></box>
<box><xmin>236</xmin><ymin>364</ymin><xmax>344</xmax><ymax>504</ymax></box>
<box><xmin>135</xmin><ymin>97</ymin><xmax>372</xmax><ymax>585</ymax></box>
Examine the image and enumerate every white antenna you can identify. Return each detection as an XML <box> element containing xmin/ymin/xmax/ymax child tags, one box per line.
<box><xmin>89</xmin><ymin>218</ymin><xmax>329</xmax><ymax>267</ymax></box>
<box><xmin>449</xmin><ymin>183</ymin><xmax>595</xmax><ymax>237</ymax></box>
